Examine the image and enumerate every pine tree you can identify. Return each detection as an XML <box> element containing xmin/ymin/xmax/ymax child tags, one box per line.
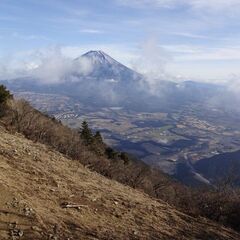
<box><xmin>105</xmin><ymin>147</ymin><xmax>117</xmax><ymax>159</ymax></box>
<box><xmin>79</xmin><ymin>120</ymin><xmax>93</xmax><ymax>145</ymax></box>
<box><xmin>0</xmin><ymin>85</ymin><xmax>12</xmax><ymax>105</ymax></box>
<box><xmin>120</xmin><ymin>152</ymin><xmax>130</xmax><ymax>164</ymax></box>
<box><xmin>0</xmin><ymin>85</ymin><xmax>12</xmax><ymax>116</ymax></box>
<box><xmin>94</xmin><ymin>131</ymin><xmax>103</xmax><ymax>144</ymax></box>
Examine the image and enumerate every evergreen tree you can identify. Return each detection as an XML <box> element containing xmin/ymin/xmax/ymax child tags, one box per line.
<box><xmin>120</xmin><ymin>152</ymin><xmax>130</xmax><ymax>164</ymax></box>
<box><xmin>0</xmin><ymin>85</ymin><xmax>12</xmax><ymax>116</ymax></box>
<box><xmin>79</xmin><ymin>120</ymin><xmax>93</xmax><ymax>145</ymax></box>
<box><xmin>94</xmin><ymin>131</ymin><xmax>103</xmax><ymax>144</ymax></box>
<box><xmin>105</xmin><ymin>147</ymin><xmax>118</xmax><ymax>159</ymax></box>
<box><xmin>0</xmin><ymin>85</ymin><xmax>12</xmax><ymax>105</ymax></box>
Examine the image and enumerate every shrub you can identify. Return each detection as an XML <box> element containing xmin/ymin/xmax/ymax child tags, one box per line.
<box><xmin>0</xmin><ymin>85</ymin><xmax>12</xmax><ymax>116</ymax></box>
<box><xmin>105</xmin><ymin>147</ymin><xmax>118</xmax><ymax>159</ymax></box>
<box><xmin>0</xmin><ymin>85</ymin><xmax>12</xmax><ymax>104</ymax></box>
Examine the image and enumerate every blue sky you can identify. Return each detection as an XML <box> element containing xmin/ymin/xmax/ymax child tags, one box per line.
<box><xmin>1</xmin><ymin>0</ymin><xmax>240</xmax><ymax>81</ymax></box>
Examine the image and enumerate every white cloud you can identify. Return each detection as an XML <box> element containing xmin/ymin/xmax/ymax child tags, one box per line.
<box><xmin>132</xmin><ymin>38</ymin><xmax>171</xmax><ymax>76</ymax></box>
<box><xmin>189</xmin><ymin>0</ymin><xmax>240</xmax><ymax>11</ymax></box>
<box><xmin>170</xmin><ymin>32</ymin><xmax>214</xmax><ymax>40</ymax></box>
<box><xmin>79</xmin><ymin>29</ymin><xmax>103</xmax><ymax>34</ymax></box>
<box><xmin>131</xmin><ymin>38</ymin><xmax>175</xmax><ymax>94</ymax></box>
<box><xmin>0</xmin><ymin>46</ymin><xmax>93</xmax><ymax>83</ymax></box>
<box><xmin>116</xmin><ymin>0</ymin><xmax>240</xmax><ymax>14</ymax></box>
<box><xmin>116</xmin><ymin>0</ymin><xmax>178</xmax><ymax>8</ymax></box>
<box><xmin>163</xmin><ymin>44</ymin><xmax>240</xmax><ymax>61</ymax></box>
<box><xmin>228</xmin><ymin>76</ymin><xmax>240</xmax><ymax>91</ymax></box>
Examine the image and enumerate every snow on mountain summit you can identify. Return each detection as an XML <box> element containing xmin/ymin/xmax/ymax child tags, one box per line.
<box><xmin>81</xmin><ymin>50</ymin><xmax>124</xmax><ymax>66</ymax></box>
<box><xmin>74</xmin><ymin>50</ymin><xmax>142</xmax><ymax>81</ymax></box>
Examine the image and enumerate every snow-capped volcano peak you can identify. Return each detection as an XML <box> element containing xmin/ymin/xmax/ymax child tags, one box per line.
<box><xmin>81</xmin><ymin>50</ymin><xmax>119</xmax><ymax>66</ymax></box>
<box><xmin>83</xmin><ymin>50</ymin><xmax>106</xmax><ymax>57</ymax></box>
<box><xmin>75</xmin><ymin>50</ymin><xmax>141</xmax><ymax>81</ymax></box>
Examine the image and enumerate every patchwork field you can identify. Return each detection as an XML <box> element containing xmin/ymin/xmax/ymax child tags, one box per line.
<box><xmin>15</xmin><ymin>92</ymin><xmax>240</xmax><ymax>175</ymax></box>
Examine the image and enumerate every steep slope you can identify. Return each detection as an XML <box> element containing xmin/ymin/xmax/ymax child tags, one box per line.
<box><xmin>194</xmin><ymin>150</ymin><xmax>240</xmax><ymax>185</ymax></box>
<box><xmin>0</xmin><ymin>126</ymin><xmax>239</xmax><ymax>240</ymax></box>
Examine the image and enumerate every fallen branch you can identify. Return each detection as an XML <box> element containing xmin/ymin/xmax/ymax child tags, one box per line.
<box><xmin>61</xmin><ymin>202</ymin><xmax>88</xmax><ymax>209</ymax></box>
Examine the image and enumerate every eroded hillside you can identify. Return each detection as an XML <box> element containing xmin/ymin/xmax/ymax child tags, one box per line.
<box><xmin>0</xmin><ymin>126</ymin><xmax>239</xmax><ymax>240</ymax></box>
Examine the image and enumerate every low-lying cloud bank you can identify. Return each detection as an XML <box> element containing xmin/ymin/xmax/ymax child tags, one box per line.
<box><xmin>0</xmin><ymin>47</ymin><xmax>93</xmax><ymax>83</ymax></box>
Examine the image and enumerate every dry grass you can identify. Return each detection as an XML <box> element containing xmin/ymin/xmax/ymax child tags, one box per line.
<box><xmin>0</xmin><ymin>126</ymin><xmax>239</xmax><ymax>240</ymax></box>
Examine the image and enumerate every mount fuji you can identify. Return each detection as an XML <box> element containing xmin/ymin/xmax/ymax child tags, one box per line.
<box><xmin>75</xmin><ymin>50</ymin><xmax>141</xmax><ymax>82</ymax></box>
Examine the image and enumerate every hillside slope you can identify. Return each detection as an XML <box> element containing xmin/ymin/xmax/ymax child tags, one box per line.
<box><xmin>0</xmin><ymin>126</ymin><xmax>239</xmax><ymax>240</ymax></box>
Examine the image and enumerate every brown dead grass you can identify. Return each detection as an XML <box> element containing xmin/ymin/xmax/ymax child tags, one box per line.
<box><xmin>0</xmin><ymin>126</ymin><xmax>239</xmax><ymax>240</ymax></box>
